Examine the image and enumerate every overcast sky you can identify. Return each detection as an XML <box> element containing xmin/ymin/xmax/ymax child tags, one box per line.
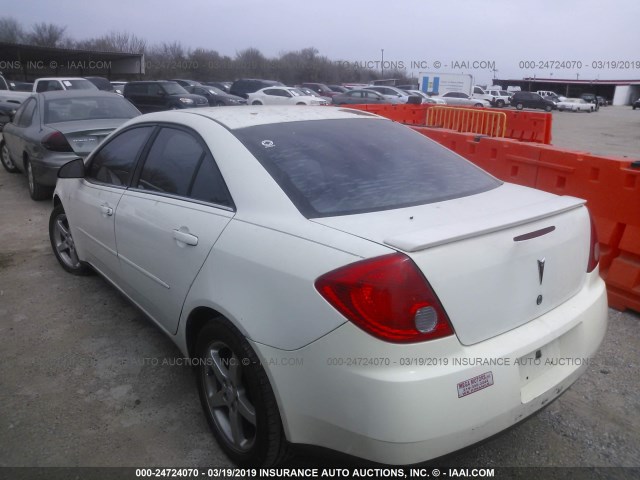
<box><xmin>4</xmin><ymin>0</ymin><xmax>639</xmax><ymax>83</ymax></box>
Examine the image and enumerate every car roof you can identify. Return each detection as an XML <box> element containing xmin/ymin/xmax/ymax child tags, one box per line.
<box><xmin>36</xmin><ymin>77</ymin><xmax>88</xmax><ymax>81</ymax></box>
<box><xmin>127</xmin><ymin>105</ymin><xmax>382</xmax><ymax>130</ymax></box>
<box><xmin>38</xmin><ymin>90</ymin><xmax>123</xmax><ymax>100</ymax></box>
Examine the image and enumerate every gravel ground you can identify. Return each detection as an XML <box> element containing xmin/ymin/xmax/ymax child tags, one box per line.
<box><xmin>0</xmin><ymin>108</ymin><xmax>639</xmax><ymax>478</ymax></box>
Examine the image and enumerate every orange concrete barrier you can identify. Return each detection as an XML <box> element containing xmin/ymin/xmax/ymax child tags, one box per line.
<box><xmin>344</xmin><ymin>103</ymin><xmax>553</xmax><ymax>144</ymax></box>
<box><xmin>412</xmin><ymin>126</ymin><xmax>640</xmax><ymax>313</ymax></box>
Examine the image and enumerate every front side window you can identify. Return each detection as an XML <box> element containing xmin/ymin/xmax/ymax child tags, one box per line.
<box><xmin>87</xmin><ymin>126</ymin><xmax>154</xmax><ymax>187</ymax></box>
<box><xmin>234</xmin><ymin>119</ymin><xmax>501</xmax><ymax>218</ymax></box>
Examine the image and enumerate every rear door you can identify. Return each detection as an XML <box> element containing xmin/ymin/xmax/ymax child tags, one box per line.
<box><xmin>114</xmin><ymin>126</ymin><xmax>234</xmax><ymax>334</ymax></box>
<box><xmin>3</xmin><ymin>97</ymin><xmax>37</xmax><ymax>166</ymax></box>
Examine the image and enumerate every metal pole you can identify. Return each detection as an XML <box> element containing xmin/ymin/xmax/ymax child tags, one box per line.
<box><xmin>381</xmin><ymin>49</ymin><xmax>384</xmax><ymax>79</ymax></box>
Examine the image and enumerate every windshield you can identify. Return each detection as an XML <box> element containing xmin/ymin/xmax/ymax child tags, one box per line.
<box><xmin>162</xmin><ymin>82</ymin><xmax>189</xmax><ymax>95</ymax></box>
<box><xmin>234</xmin><ymin>119</ymin><xmax>501</xmax><ymax>218</ymax></box>
<box><xmin>44</xmin><ymin>96</ymin><xmax>140</xmax><ymax>123</ymax></box>
<box><xmin>64</xmin><ymin>79</ymin><xmax>99</xmax><ymax>90</ymax></box>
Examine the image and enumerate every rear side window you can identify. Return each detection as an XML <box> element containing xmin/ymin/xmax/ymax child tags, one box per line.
<box><xmin>137</xmin><ymin>127</ymin><xmax>232</xmax><ymax>207</ymax></box>
<box><xmin>234</xmin><ymin>119</ymin><xmax>501</xmax><ymax>218</ymax></box>
<box><xmin>16</xmin><ymin>98</ymin><xmax>37</xmax><ymax>127</ymax></box>
<box><xmin>138</xmin><ymin>128</ymin><xmax>203</xmax><ymax>196</ymax></box>
<box><xmin>87</xmin><ymin>126</ymin><xmax>154</xmax><ymax>186</ymax></box>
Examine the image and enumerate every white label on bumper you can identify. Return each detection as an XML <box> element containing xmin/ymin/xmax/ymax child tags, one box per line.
<box><xmin>457</xmin><ymin>371</ymin><xmax>494</xmax><ymax>398</ymax></box>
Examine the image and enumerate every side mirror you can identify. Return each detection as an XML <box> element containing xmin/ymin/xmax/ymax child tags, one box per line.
<box><xmin>58</xmin><ymin>158</ymin><xmax>85</xmax><ymax>178</ymax></box>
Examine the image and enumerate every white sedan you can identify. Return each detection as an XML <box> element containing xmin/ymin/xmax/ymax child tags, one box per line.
<box><xmin>437</xmin><ymin>91</ymin><xmax>491</xmax><ymax>107</ymax></box>
<box><xmin>247</xmin><ymin>86</ymin><xmax>327</xmax><ymax>106</ymax></box>
<box><xmin>50</xmin><ymin>106</ymin><xmax>607</xmax><ymax>467</ymax></box>
<box><xmin>557</xmin><ymin>98</ymin><xmax>596</xmax><ymax>112</ymax></box>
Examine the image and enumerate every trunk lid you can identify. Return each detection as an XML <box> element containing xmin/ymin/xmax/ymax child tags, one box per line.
<box><xmin>312</xmin><ymin>184</ymin><xmax>591</xmax><ymax>345</ymax></box>
<box><xmin>47</xmin><ymin>119</ymin><xmax>125</xmax><ymax>155</ymax></box>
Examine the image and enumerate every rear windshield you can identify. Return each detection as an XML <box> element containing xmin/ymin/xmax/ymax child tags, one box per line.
<box><xmin>234</xmin><ymin>118</ymin><xmax>501</xmax><ymax>218</ymax></box>
<box><xmin>45</xmin><ymin>96</ymin><xmax>140</xmax><ymax>123</ymax></box>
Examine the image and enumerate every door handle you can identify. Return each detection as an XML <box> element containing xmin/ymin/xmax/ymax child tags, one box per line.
<box><xmin>173</xmin><ymin>229</ymin><xmax>198</xmax><ymax>246</ymax></box>
<box><xmin>100</xmin><ymin>204</ymin><xmax>113</xmax><ymax>216</ymax></box>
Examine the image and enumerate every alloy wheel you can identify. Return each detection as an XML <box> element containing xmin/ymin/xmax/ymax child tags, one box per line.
<box><xmin>202</xmin><ymin>340</ymin><xmax>257</xmax><ymax>452</ymax></box>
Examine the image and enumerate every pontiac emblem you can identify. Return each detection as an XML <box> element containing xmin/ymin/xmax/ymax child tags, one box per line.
<box><xmin>537</xmin><ymin>258</ymin><xmax>546</xmax><ymax>285</ymax></box>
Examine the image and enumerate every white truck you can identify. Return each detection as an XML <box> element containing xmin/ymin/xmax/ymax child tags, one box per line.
<box><xmin>471</xmin><ymin>85</ymin><xmax>498</xmax><ymax>106</ymax></box>
<box><xmin>418</xmin><ymin>72</ymin><xmax>473</xmax><ymax>97</ymax></box>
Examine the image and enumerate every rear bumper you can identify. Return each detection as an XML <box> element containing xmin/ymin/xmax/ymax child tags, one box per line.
<box><xmin>251</xmin><ymin>269</ymin><xmax>608</xmax><ymax>464</ymax></box>
<box><xmin>31</xmin><ymin>154</ymin><xmax>80</xmax><ymax>186</ymax></box>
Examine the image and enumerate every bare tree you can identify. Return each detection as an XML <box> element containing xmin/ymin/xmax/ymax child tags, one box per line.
<box><xmin>27</xmin><ymin>22</ymin><xmax>67</xmax><ymax>47</ymax></box>
<box><xmin>76</xmin><ymin>31</ymin><xmax>146</xmax><ymax>53</ymax></box>
<box><xmin>0</xmin><ymin>17</ymin><xmax>25</xmax><ymax>43</ymax></box>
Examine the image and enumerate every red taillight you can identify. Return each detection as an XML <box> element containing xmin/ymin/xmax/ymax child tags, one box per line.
<box><xmin>315</xmin><ymin>253</ymin><xmax>454</xmax><ymax>343</ymax></box>
<box><xmin>42</xmin><ymin>131</ymin><xmax>73</xmax><ymax>152</ymax></box>
<box><xmin>587</xmin><ymin>209</ymin><xmax>600</xmax><ymax>273</ymax></box>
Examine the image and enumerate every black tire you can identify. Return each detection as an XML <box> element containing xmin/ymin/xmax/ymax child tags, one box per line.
<box><xmin>196</xmin><ymin>320</ymin><xmax>288</xmax><ymax>467</ymax></box>
<box><xmin>25</xmin><ymin>157</ymin><xmax>53</xmax><ymax>201</ymax></box>
<box><xmin>1</xmin><ymin>141</ymin><xmax>19</xmax><ymax>173</ymax></box>
<box><xmin>544</xmin><ymin>105</ymin><xmax>552</xmax><ymax>112</ymax></box>
<box><xmin>215</xmin><ymin>101</ymin><xmax>225</xmax><ymax>107</ymax></box>
<box><xmin>474</xmin><ymin>103</ymin><xmax>483</xmax><ymax>107</ymax></box>
<box><xmin>49</xmin><ymin>204</ymin><xmax>93</xmax><ymax>275</ymax></box>
<box><xmin>496</xmin><ymin>99</ymin><xmax>505</xmax><ymax>108</ymax></box>
<box><xmin>515</xmin><ymin>103</ymin><xmax>524</xmax><ymax>110</ymax></box>
<box><xmin>252</xmin><ymin>101</ymin><xmax>262</xmax><ymax>106</ymax></box>
<box><xmin>296</xmin><ymin>102</ymin><xmax>305</xmax><ymax>106</ymax></box>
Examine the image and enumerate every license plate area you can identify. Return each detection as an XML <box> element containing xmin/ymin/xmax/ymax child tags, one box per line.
<box><xmin>518</xmin><ymin>324</ymin><xmax>582</xmax><ymax>403</ymax></box>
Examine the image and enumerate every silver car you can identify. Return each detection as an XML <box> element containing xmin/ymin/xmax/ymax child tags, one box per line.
<box><xmin>1</xmin><ymin>90</ymin><xmax>140</xmax><ymax>200</ymax></box>
<box><xmin>436</xmin><ymin>91</ymin><xmax>490</xmax><ymax>107</ymax></box>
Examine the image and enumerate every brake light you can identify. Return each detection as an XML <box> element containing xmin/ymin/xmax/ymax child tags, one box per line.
<box><xmin>42</xmin><ymin>131</ymin><xmax>73</xmax><ymax>152</ymax></box>
<box><xmin>587</xmin><ymin>209</ymin><xmax>600</xmax><ymax>273</ymax></box>
<box><xmin>315</xmin><ymin>253</ymin><xmax>454</xmax><ymax>343</ymax></box>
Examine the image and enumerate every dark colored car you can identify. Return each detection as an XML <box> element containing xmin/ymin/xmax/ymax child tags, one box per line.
<box><xmin>595</xmin><ymin>96</ymin><xmax>607</xmax><ymax>107</ymax></box>
<box><xmin>123</xmin><ymin>81</ymin><xmax>208</xmax><ymax>113</ymax></box>
<box><xmin>301</xmin><ymin>82</ymin><xmax>338</xmax><ymax>98</ymax></box>
<box><xmin>633</xmin><ymin>98</ymin><xmax>640</xmax><ymax>110</ymax></box>
<box><xmin>202</xmin><ymin>81</ymin><xmax>232</xmax><ymax>93</ymax></box>
<box><xmin>85</xmin><ymin>76</ymin><xmax>117</xmax><ymax>93</ymax></box>
<box><xmin>185</xmin><ymin>85</ymin><xmax>246</xmax><ymax>106</ymax></box>
<box><xmin>510</xmin><ymin>92</ymin><xmax>556</xmax><ymax>112</ymax></box>
<box><xmin>327</xmin><ymin>85</ymin><xmax>349</xmax><ymax>93</ymax></box>
<box><xmin>229</xmin><ymin>79</ymin><xmax>285</xmax><ymax>99</ymax></box>
<box><xmin>169</xmin><ymin>79</ymin><xmax>202</xmax><ymax>88</ymax></box>
<box><xmin>331</xmin><ymin>89</ymin><xmax>390</xmax><ymax>105</ymax></box>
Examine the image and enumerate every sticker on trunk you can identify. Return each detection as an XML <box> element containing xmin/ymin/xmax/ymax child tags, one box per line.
<box><xmin>457</xmin><ymin>371</ymin><xmax>494</xmax><ymax>398</ymax></box>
